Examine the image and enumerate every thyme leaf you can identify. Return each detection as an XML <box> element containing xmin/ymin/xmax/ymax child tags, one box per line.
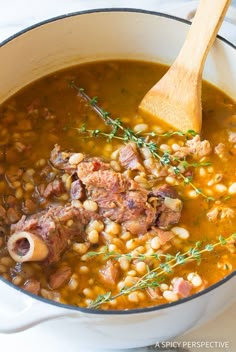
<box><xmin>70</xmin><ymin>83</ymin><xmax>214</xmax><ymax>201</ymax></box>
<box><xmin>88</xmin><ymin>234</ymin><xmax>235</xmax><ymax>309</ymax></box>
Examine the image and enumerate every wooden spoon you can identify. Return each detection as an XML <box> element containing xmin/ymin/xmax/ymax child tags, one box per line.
<box><xmin>139</xmin><ymin>0</ymin><xmax>231</xmax><ymax>133</ymax></box>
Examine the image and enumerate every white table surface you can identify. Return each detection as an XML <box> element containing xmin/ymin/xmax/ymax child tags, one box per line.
<box><xmin>0</xmin><ymin>1</ymin><xmax>235</xmax><ymax>351</ymax></box>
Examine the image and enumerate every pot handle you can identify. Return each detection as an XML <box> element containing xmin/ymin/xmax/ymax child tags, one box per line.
<box><xmin>0</xmin><ymin>280</ymin><xmax>80</xmax><ymax>334</ymax></box>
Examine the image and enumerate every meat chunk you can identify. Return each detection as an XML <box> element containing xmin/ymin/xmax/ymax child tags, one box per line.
<box><xmin>10</xmin><ymin>205</ymin><xmax>100</xmax><ymax>264</ymax></box>
<box><xmin>6</xmin><ymin>207</ymin><xmax>21</xmax><ymax>224</ymax></box>
<box><xmin>50</xmin><ymin>144</ymin><xmax>77</xmax><ymax>173</ymax></box>
<box><xmin>174</xmin><ymin>136</ymin><xmax>212</xmax><ymax>160</ymax></box>
<box><xmin>99</xmin><ymin>261</ymin><xmax>120</xmax><ymax>287</ymax></box>
<box><xmin>207</xmin><ymin>206</ymin><xmax>235</xmax><ymax>222</ymax></box>
<box><xmin>79</xmin><ymin>168</ymin><xmax>156</xmax><ymax>234</ymax></box>
<box><xmin>153</xmin><ymin>184</ymin><xmax>179</xmax><ymax>199</ymax></box>
<box><xmin>156</xmin><ymin>210</ymin><xmax>182</xmax><ymax>230</ymax></box>
<box><xmin>43</xmin><ymin>179</ymin><xmax>65</xmax><ymax>198</ymax></box>
<box><xmin>186</xmin><ymin>135</ymin><xmax>212</xmax><ymax>159</ymax></box>
<box><xmin>0</xmin><ymin>205</ymin><xmax>7</xmax><ymax>224</ymax></box>
<box><xmin>220</xmin><ymin>207</ymin><xmax>235</xmax><ymax>220</ymax></box>
<box><xmin>9</xmin><ymin>142</ymin><xmax>184</xmax><ymax>265</ymax></box>
<box><xmin>5</xmin><ymin>168</ymin><xmax>24</xmax><ymax>186</ymax></box>
<box><xmin>151</xmin><ymin>228</ymin><xmax>174</xmax><ymax>245</ymax></box>
<box><xmin>206</xmin><ymin>207</ymin><xmax>219</xmax><ymax>222</ymax></box>
<box><xmin>22</xmin><ymin>199</ymin><xmax>37</xmax><ymax>215</ymax></box>
<box><xmin>119</xmin><ymin>143</ymin><xmax>144</xmax><ymax>171</ymax></box>
<box><xmin>172</xmin><ymin>146</ymin><xmax>191</xmax><ymax>159</ymax></box>
<box><xmin>214</xmin><ymin>143</ymin><xmax>226</xmax><ymax>157</ymax></box>
<box><xmin>149</xmin><ymin>184</ymin><xmax>183</xmax><ymax>230</ymax></box>
<box><xmin>49</xmin><ymin>266</ymin><xmax>72</xmax><ymax>289</ymax></box>
<box><xmin>23</xmin><ymin>278</ymin><xmax>40</xmax><ymax>295</ymax></box>
<box><xmin>173</xmin><ymin>278</ymin><xmax>192</xmax><ymax>298</ymax></box>
<box><xmin>76</xmin><ymin>158</ymin><xmax>110</xmax><ymax>181</ymax></box>
<box><xmin>56</xmin><ymin>146</ymin><xmax>183</xmax><ymax>235</ymax></box>
<box><xmin>79</xmin><ymin>167</ymin><xmax>182</xmax><ymax>234</ymax></box>
<box><xmin>84</xmin><ymin>170</ymin><xmax>129</xmax><ymax>194</ymax></box>
<box><xmin>51</xmin><ymin>145</ymin><xmax>182</xmax><ymax>234</ymax></box>
<box><xmin>27</xmin><ymin>98</ymin><xmax>40</xmax><ymax>115</ymax></box>
<box><xmin>70</xmin><ymin>179</ymin><xmax>84</xmax><ymax>200</ymax></box>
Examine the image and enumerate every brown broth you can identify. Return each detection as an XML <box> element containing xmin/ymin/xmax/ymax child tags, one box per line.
<box><xmin>0</xmin><ymin>60</ymin><xmax>235</xmax><ymax>309</ymax></box>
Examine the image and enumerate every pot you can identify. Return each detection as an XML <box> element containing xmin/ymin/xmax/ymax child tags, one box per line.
<box><xmin>0</xmin><ymin>8</ymin><xmax>235</xmax><ymax>350</ymax></box>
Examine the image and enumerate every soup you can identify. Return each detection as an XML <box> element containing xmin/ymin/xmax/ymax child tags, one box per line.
<box><xmin>0</xmin><ymin>60</ymin><xmax>235</xmax><ymax>310</ymax></box>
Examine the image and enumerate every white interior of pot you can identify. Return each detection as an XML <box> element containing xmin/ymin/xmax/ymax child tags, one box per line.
<box><xmin>0</xmin><ymin>10</ymin><xmax>235</xmax><ymax>105</ymax></box>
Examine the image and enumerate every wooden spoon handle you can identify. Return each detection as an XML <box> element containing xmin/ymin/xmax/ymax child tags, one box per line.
<box><xmin>177</xmin><ymin>0</ymin><xmax>231</xmax><ymax>74</ymax></box>
<box><xmin>139</xmin><ymin>0</ymin><xmax>231</xmax><ymax>133</ymax></box>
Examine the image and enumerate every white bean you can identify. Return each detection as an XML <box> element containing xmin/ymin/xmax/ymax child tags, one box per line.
<box><xmin>69</xmin><ymin>153</ymin><xmax>84</xmax><ymax>165</ymax></box>
<box><xmin>215</xmin><ymin>184</ymin><xmax>227</xmax><ymax>193</ymax></box>
<box><xmin>12</xmin><ymin>275</ymin><xmax>23</xmax><ymax>286</ymax></box>
<box><xmin>187</xmin><ymin>190</ymin><xmax>199</xmax><ymax>199</ymax></box>
<box><xmin>126</xmin><ymin>239</ymin><xmax>136</xmax><ymax>250</ymax></box>
<box><xmin>68</xmin><ymin>275</ymin><xmax>79</xmax><ymax>290</ymax></box>
<box><xmin>119</xmin><ymin>257</ymin><xmax>130</xmax><ymax>271</ymax></box>
<box><xmin>83</xmin><ymin>288</ymin><xmax>94</xmax><ymax>298</ymax></box>
<box><xmin>66</xmin><ymin>219</ymin><xmax>74</xmax><ymax>227</ymax></box>
<box><xmin>133</xmin><ymin>124</ymin><xmax>148</xmax><ymax>133</ymax></box>
<box><xmin>86</xmin><ymin>220</ymin><xmax>104</xmax><ymax>233</ymax></box>
<box><xmin>117</xmin><ymin>281</ymin><xmax>125</xmax><ymax>291</ymax></box>
<box><xmin>199</xmin><ymin>167</ymin><xmax>206</xmax><ymax>177</ymax></box>
<box><xmin>141</xmin><ymin>147</ymin><xmax>152</xmax><ymax>159</ymax></box>
<box><xmin>172</xmin><ymin>226</ymin><xmax>190</xmax><ymax>239</ymax></box>
<box><xmin>79</xmin><ymin>266</ymin><xmax>89</xmax><ymax>274</ymax></box>
<box><xmin>88</xmin><ymin>230</ymin><xmax>99</xmax><ymax>244</ymax></box>
<box><xmin>71</xmin><ymin>200</ymin><xmax>83</xmax><ymax>208</ymax></box>
<box><xmin>110</xmin><ymin>160</ymin><xmax>121</xmax><ymax>172</ymax></box>
<box><xmin>108</xmin><ymin>244</ymin><xmax>117</xmax><ymax>252</ymax></box>
<box><xmin>207</xmin><ymin>166</ymin><xmax>214</xmax><ymax>173</ymax></box>
<box><xmin>160</xmin><ymin>283</ymin><xmax>169</xmax><ymax>292</ymax></box>
<box><xmin>127</xmin><ymin>270</ymin><xmax>137</xmax><ymax>277</ymax></box>
<box><xmin>160</xmin><ymin>144</ymin><xmax>171</xmax><ymax>152</ymax></box>
<box><xmin>128</xmin><ymin>292</ymin><xmax>139</xmax><ymax>303</ymax></box>
<box><xmin>35</xmin><ymin>158</ymin><xmax>46</xmax><ymax>168</ymax></box>
<box><xmin>83</xmin><ymin>200</ymin><xmax>98</xmax><ymax>212</ymax></box>
<box><xmin>151</xmin><ymin>236</ymin><xmax>161</xmax><ymax>250</ymax></box>
<box><xmin>228</xmin><ymin>182</ymin><xmax>236</xmax><ymax>195</ymax></box>
<box><xmin>120</xmin><ymin>231</ymin><xmax>131</xmax><ymax>241</ymax></box>
<box><xmin>135</xmin><ymin>261</ymin><xmax>147</xmax><ymax>275</ymax></box>
<box><xmin>105</xmin><ymin>222</ymin><xmax>121</xmax><ymax>235</ymax></box>
<box><xmin>72</xmin><ymin>242</ymin><xmax>89</xmax><ymax>255</ymax></box>
<box><xmin>165</xmin><ymin>176</ymin><xmax>176</xmax><ymax>185</ymax></box>
<box><xmin>24</xmin><ymin>182</ymin><xmax>34</xmax><ymax>191</ymax></box>
<box><xmin>111</xmin><ymin>150</ymin><xmax>119</xmax><ymax>160</ymax></box>
<box><xmin>124</xmin><ymin>276</ymin><xmax>138</xmax><ymax>287</ymax></box>
<box><xmin>137</xmin><ymin>291</ymin><xmax>146</xmax><ymax>301</ymax></box>
<box><xmin>163</xmin><ymin>290</ymin><xmax>179</xmax><ymax>302</ymax></box>
<box><xmin>172</xmin><ymin>143</ymin><xmax>180</xmax><ymax>152</ymax></box>
<box><xmin>15</xmin><ymin>188</ymin><xmax>23</xmax><ymax>199</ymax></box>
<box><xmin>187</xmin><ymin>272</ymin><xmax>202</xmax><ymax>287</ymax></box>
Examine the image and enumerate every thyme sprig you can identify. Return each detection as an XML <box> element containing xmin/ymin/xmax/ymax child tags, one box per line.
<box><xmin>88</xmin><ymin>233</ymin><xmax>236</xmax><ymax>309</ymax></box>
<box><xmin>70</xmin><ymin>83</ymin><xmax>213</xmax><ymax>201</ymax></box>
<box><xmin>87</xmin><ymin>244</ymin><xmax>196</xmax><ymax>263</ymax></box>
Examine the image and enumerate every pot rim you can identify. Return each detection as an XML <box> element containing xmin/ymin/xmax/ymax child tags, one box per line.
<box><xmin>0</xmin><ymin>7</ymin><xmax>235</xmax><ymax>315</ymax></box>
<box><xmin>1</xmin><ymin>7</ymin><xmax>236</xmax><ymax>50</ymax></box>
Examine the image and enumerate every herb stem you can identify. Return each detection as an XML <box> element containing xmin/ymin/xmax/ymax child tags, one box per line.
<box><xmin>70</xmin><ymin>83</ymin><xmax>213</xmax><ymax>201</ymax></box>
<box><xmin>88</xmin><ymin>233</ymin><xmax>236</xmax><ymax>309</ymax></box>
